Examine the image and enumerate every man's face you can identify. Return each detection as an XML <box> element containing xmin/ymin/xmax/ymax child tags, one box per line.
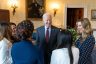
<box><xmin>43</xmin><ymin>15</ymin><xmax>52</xmax><ymax>28</ymax></box>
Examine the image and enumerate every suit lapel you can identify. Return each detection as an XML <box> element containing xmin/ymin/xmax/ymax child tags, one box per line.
<box><xmin>41</xmin><ymin>26</ymin><xmax>45</xmax><ymax>41</ymax></box>
<box><xmin>49</xmin><ymin>26</ymin><xmax>54</xmax><ymax>42</ymax></box>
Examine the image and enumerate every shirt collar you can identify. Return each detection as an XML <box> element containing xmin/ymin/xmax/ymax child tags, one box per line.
<box><xmin>45</xmin><ymin>26</ymin><xmax>51</xmax><ymax>30</ymax></box>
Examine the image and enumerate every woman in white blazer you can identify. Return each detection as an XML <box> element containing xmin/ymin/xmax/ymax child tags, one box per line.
<box><xmin>0</xmin><ymin>22</ymin><xmax>12</xmax><ymax>64</ymax></box>
<box><xmin>50</xmin><ymin>29</ymin><xmax>79</xmax><ymax>64</ymax></box>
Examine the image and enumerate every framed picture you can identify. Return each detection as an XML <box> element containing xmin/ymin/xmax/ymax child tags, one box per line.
<box><xmin>91</xmin><ymin>9</ymin><xmax>96</xmax><ymax>21</ymax></box>
<box><xmin>26</xmin><ymin>0</ymin><xmax>45</xmax><ymax>20</ymax></box>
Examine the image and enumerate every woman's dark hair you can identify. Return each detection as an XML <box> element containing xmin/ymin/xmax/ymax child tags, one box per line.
<box><xmin>10</xmin><ymin>22</ymin><xmax>16</xmax><ymax>26</ymax></box>
<box><xmin>16</xmin><ymin>20</ymin><xmax>34</xmax><ymax>40</ymax></box>
<box><xmin>56</xmin><ymin>29</ymin><xmax>73</xmax><ymax>64</ymax></box>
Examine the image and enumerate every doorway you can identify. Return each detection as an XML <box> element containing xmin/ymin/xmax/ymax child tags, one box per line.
<box><xmin>67</xmin><ymin>8</ymin><xmax>84</xmax><ymax>28</ymax></box>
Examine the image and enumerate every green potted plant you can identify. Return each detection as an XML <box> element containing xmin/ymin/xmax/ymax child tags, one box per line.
<box><xmin>68</xmin><ymin>28</ymin><xmax>77</xmax><ymax>45</ymax></box>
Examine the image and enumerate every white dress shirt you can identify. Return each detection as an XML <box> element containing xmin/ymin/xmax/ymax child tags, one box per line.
<box><xmin>0</xmin><ymin>38</ymin><xmax>12</xmax><ymax>64</ymax></box>
<box><xmin>50</xmin><ymin>46</ymin><xmax>79</xmax><ymax>64</ymax></box>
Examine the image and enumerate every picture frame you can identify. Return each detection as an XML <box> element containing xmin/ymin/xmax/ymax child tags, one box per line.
<box><xmin>91</xmin><ymin>9</ymin><xmax>96</xmax><ymax>21</ymax></box>
<box><xmin>26</xmin><ymin>0</ymin><xmax>45</xmax><ymax>20</ymax></box>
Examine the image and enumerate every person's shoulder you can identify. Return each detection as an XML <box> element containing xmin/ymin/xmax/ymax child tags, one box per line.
<box><xmin>12</xmin><ymin>41</ymin><xmax>34</xmax><ymax>51</ymax></box>
<box><xmin>12</xmin><ymin>40</ymin><xmax>27</xmax><ymax>47</ymax></box>
<box><xmin>36</xmin><ymin>26</ymin><xmax>44</xmax><ymax>30</ymax></box>
<box><xmin>52</xmin><ymin>48</ymin><xmax>69</xmax><ymax>59</ymax></box>
<box><xmin>0</xmin><ymin>38</ymin><xmax>9</xmax><ymax>46</ymax></box>
<box><xmin>12</xmin><ymin>41</ymin><xmax>21</xmax><ymax>47</ymax></box>
<box><xmin>11</xmin><ymin>42</ymin><xmax>20</xmax><ymax>50</ymax></box>
<box><xmin>86</xmin><ymin>35</ymin><xmax>95</xmax><ymax>43</ymax></box>
<box><xmin>51</xmin><ymin>25</ymin><xmax>60</xmax><ymax>31</ymax></box>
<box><xmin>52</xmin><ymin>48</ymin><xmax>68</xmax><ymax>54</ymax></box>
<box><xmin>51</xmin><ymin>25</ymin><xmax>59</xmax><ymax>29</ymax></box>
<box><xmin>52</xmin><ymin>49</ymin><xmax>61</xmax><ymax>54</ymax></box>
<box><xmin>89</xmin><ymin>35</ymin><xmax>95</xmax><ymax>39</ymax></box>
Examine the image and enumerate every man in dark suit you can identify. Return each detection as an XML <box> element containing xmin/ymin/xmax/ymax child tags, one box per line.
<box><xmin>36</xmin><ymin>13</ymin><xmax>60</xmax><ymax>64</ymax></box>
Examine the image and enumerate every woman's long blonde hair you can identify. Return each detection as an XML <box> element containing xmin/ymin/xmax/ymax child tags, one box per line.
<box><xmin>76</xmin><ymin>18</ymin><xmax>92</xmax><ymax>40</ymax></box>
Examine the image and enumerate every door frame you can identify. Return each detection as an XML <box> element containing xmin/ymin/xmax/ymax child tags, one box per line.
<box><xmin>64</xmin><ymin>4</ymin><xmax>87</xmax><ymax>29</ymax></box>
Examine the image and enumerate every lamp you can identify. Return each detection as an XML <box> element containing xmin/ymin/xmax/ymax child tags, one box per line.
<box><xmin>53</xmin><ymin>8</ymin><xmax>57</xmax><ymax>17</ymax></box>
<box><xmin>11</xmin><ymin>5</ymin><xmax>17</xmax><ymax>15</ymax></box>
<box><xmin>51</xmin><ymin>3</ymin><xmax>59</xmax><ymax>17</ymax></box>
<box><xmin>9</xmin><ymin>0</ymin><xmax>18</xmax><ymax>15</ymax></box>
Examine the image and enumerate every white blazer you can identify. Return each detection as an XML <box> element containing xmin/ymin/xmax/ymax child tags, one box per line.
<box><xmin>50</xmin><ymin>46</ymin><xmax>79</xmax><ymax>64</ymax></box>
<box><xmin>0</xmin><ymin>38</ymin><xmax>12</xmax><ymax>64</ymax></box>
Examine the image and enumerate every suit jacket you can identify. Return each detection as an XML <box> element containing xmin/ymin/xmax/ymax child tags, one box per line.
<box><xmin>11</xmin><ymin>40</ymin><xmax>43</xmax><ymax>64</ymax></box>
<box><xmin>36</xmin><ymin>25</ymin><xmax>60</xmax><ymax>64</ymax></box>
